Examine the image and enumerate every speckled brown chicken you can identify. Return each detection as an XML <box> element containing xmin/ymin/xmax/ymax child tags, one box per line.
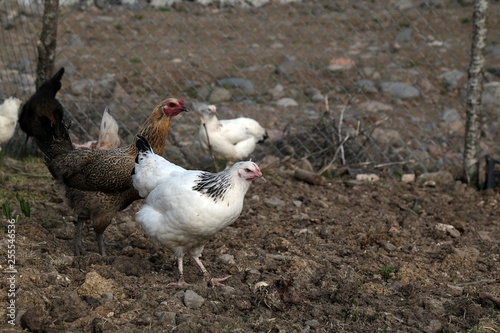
<box><xmin>24</xmin><ymin>94</ymin><xmax>188</xmax><ymax>255</ymax></box>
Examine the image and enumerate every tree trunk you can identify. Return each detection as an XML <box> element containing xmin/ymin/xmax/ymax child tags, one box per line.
<box><xmin>36</xmin><ymin>0</ymin><xmax>60</xmax><ymax>89</ymax></box>
<box><xmin>463</xmin><ymin>0</ymin><xmax>488</xmax><ymax>188</ymax></box>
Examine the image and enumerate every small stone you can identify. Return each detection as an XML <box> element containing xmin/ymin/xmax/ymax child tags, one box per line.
<box><xmin>446</xmin><ymin>284</ymin><xmax>464</xmax><ymax>296</ymax></box>
<box><xmin>292</xmin><ymin>200</ymin><xmax>302</xmax><ymax>208</ymax></box>
<box><xmin>424</xmin><ymin>319</ymin><xmax>443</xmax><ymax>333</ymax></box>
<box><xmin>305</xmin><ymin>319</ymin><xmax>321</xmax><ymax>328</ymax></box>
<box><xmin>354</xmin><ymin>79</ymin><xmax>378</xmax><ymax>93</ymax></box>
<box><xmin>355</xmin><ymin>174</ymin><xmax>380</xmax><ymax>182</ymax></box>
<box><xmin>276</xmin><ymin>98</ymin><xmax>298</xmax><ymax>107</ymax></box>
<box><xmin>216</xmin><ymin>77</ymin><xmax>255</xmax><ymax>95</ymax></box>
<box><xmin>219</xmin><ymin>254</ymin><xmax>235</xmax><ymax>265</ymax></box>
<box><xmin>401</xmin><ymin>174</ymin><xmax>415</xmax><ymax>183</ymax></box>
<box><xmin>380</xmin><ymin>82</ymin><xmax>420</xmax><ymax>99</ymax></box>
<box><xmin>264</xmin><ymin>197</ymin><xmax>286</xmax><ymax>208</ymax></box>
<box><xmin>208</xmin><ymin>87</ymin><xmax>231</xmax><ymax>103</ymax></box>
<box><xmin>417</xmin><ymin>171</ymin><xmax>454</xmax><ymax>185</ymax></box>
<box><xmin>183</xmin><ymin>290</ymin><xmax>205</xmax><ymax>309</ymax></box>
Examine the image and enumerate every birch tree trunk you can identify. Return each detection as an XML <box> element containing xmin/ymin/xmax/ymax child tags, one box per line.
<box><xmin>36</xmin><ymin>0</ymin><xmax>59</xmax><ymax>89</ymax></box>
<box><xmin>463</xmin><ymin>0</ymin><xmax>488</xmax><ymax>188</ymax></box>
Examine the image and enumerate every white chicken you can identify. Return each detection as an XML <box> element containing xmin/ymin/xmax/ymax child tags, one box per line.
<box><xmin>132</xmin><ymin>134</ymin><xmax>262</xmax><ymax>287</ymax></box>
<box><xmin>198</xmin><ymin>105</ymin><xmax>268</xmax><ymax>165</ymax></box>
<box><xmin>0</xmin><ymin>97</ymin><xmax>22</xmax><ymax>148</ymax></box>
<box><xmin>73</xmin><ymin>107</ymin><xmax>121</xmax><ymax>150</ymax></box>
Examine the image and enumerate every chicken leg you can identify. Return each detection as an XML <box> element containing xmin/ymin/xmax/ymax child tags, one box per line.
<box><xmin>74</xmin><ymin>216</ymin><xmax>87</xmax><ymax>256</ymax></box>
<box><xmin>192</xmin><ymin>256</ymin><xmax>231</xmax><ymax>288</ymax></box>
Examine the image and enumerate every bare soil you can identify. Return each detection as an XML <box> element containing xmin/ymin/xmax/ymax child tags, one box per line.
<box><xmin>0</xmin><ymin>155</ymin><xmax>499</xmax><ymax>333</ymax></box>
<box><xmin>1</xmin><ymin>1</ymin><xmax>500</xmax><ymax>332</ymax></box>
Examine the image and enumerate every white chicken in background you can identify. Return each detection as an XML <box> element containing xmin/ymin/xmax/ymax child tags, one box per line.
<box><xmin>73</xmin><ymin>107</ymin><xmax>121</xmax><ymax>150</ymax></box>
<box><xmin>0</xmin><ymin>97</ymin><xmax>22</xmax><ymax>149</ymax></box>
<box><xmin>132</xmin><ymin>135</ymin><xmax>263</xmax><ymax>287</ymax></box>
<box><xmin>198</xmin><ymin>104</ymin><xmax>268</xmax><ymax>166</ymax></box>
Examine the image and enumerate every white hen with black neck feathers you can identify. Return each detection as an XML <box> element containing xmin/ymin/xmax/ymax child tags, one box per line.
<box><xmin>132</xmin><ymin>135</ymin><xmax>262</xmax><ymax>287</ymax></box>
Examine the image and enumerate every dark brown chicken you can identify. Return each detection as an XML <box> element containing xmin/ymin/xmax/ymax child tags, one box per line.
<box><xmin>22</xmin><ymin>90</ymin><xmax>188</xmax><ymax>255</ymax></box>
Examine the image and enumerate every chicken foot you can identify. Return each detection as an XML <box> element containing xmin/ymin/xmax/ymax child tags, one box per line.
<box><xmin>192</xmin><ymin>256</ymin><xmax>231</xmax><ymax>288</ymax></box>
<box><xmin>167</xmin><ymin>256</ymin><xmax>231</xmax><ymax>288</ymax></box>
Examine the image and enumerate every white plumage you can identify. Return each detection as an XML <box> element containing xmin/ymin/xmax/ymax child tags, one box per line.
<box><xmin>198</xmin><ymin>105</ymin><xmax>268</xmax><ymax>163</ymax></box>
<box><xmin>0</xmin><ymin>97</ymin><xmax>22</xmax><ymax>146</ymax></box>
<box><xmin>132</xmin><ymin>135</ymin><xmax>262</xmax><ymax>287</ymax></box>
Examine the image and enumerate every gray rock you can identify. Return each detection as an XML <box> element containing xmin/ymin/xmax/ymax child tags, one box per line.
<box><xmin>216</xmin><ymin>77</ymin><xmax>255</xmax><ymax>95</ymax></box>
<box><xmin>264</xmin><ymin>196</ymin><xmax>286</xmax><ymax>208</ymax></box>
<box><xmin>394</xmin><ymin>28</ymin><xmax>413</xmax><ymax>43</ymax></box>
<box><xmin>70</xmin><ymin>79</ymin><xmax>95</xmax><ymax>96</ymax></box>
<box><xmin>354</xmin><ymin>79</ymin><xmax>378</xmax><ymax>93</ymax></box>
<box><xmin>380</xmin><ymin>82</ymin><xmax>420</xmax><ymax>99</ymax></box>
<box><xmin>269</xmin><ymin>84</ymin><xmax>285</xmax><ymax>100</ymax></box>
<box><xmin>424</xmin><ymin>319</ymin><xmax>443</xmax><ymax>333</ymax></box>
<box><xmin>371</xmin><ymin>128</ymin><xmax>404</xmax><ymax>147</ymax></box>
<box><xmin>155</xmin><ymin>311</ymin><xmax>176</xmax><ymax>326</ymax></box>
<box><xmin>276</xmin><ymin>98</ymin><xmax>298</xmax><ymax>107</ymax></box>
<box><xmin>208</xmin><ymin>87</ymin><xmax>231</xmax><ymax>103</ymax></box>
<box><xmin>440</xmin><ymin>70</ymin><xmax>466</xmax><ymax>89</ymax></box>
<box><xmin>150</xmin><ymin>0</ymin><xmax>180</xmax><ymax>8</ymax></box>
<box><xmin>417</xmin><ymin>171</ymin><xmax>454</xmax><ymax>185</ymax></box>
<box><xmin>482</xmin><ymin>82</ymin><xmax>500</xmax><ymax>106</ymax></box>
<box><xmin>487</xmin><ymin>45</ymin><xmax>500</xmax><ymax>58</ymax></box>
<box><xmin>305</xmin><ymin>319</ymin><xmax>321</xmax><ymax>328</ymax></box>
<box><xmin>183</xmin><ymin>290</ymin><xmax>205</xmax><ymax>309</ymax></box>
<box><xmin>439</xmin><ymin>108</ymin><xmax>461</xmax><ymax>122</ymax></box>
<box><xmin>358</xmin><ymin>100</ymin><xmax>393</xmax><ymax>113</ymax></box>
<box><xmin>394</xmin><ymin>0</ymin><xmax>416</xmax><ymax>10</ymax></box>
<box><xmin>276</xmin><ymin>56</ymin><xmax>299</xmax><ymax>78</ymax></box>
<box><xmin>68</xmin><ymin>34</ymin><xmax>84</xmax><ymax>46</ymax></box>
<box><xmin>219</xmin><ymin>254</ymin><xmax>235</xmax><ymax>264</ymax></box>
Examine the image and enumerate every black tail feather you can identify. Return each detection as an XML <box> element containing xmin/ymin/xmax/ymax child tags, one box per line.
<box><xmin>19</xmin><ymin>67</ymin><xmax>73</xmax><ymax>160</ymax></box>
<box><xmin>135</xmin><ymin>135</ymin><xmax>152</xmax><ymax>154</ymax></box>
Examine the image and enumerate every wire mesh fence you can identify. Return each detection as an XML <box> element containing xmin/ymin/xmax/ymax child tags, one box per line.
<box><xmin>1</xmin><ymin>0</ymin><xmax>499</xmax><ymax>174</ymax></box>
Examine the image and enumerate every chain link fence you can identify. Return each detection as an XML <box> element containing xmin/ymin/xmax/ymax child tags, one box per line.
<box><xmin>1</xmin><ymin>0</ymin><xmax>499</xmax><ymax>175</ymax></box>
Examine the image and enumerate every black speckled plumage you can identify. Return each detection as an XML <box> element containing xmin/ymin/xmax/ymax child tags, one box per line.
<box><xmin>192</xmin><ymin>171</ymin><xmax>232</xmax><ymax>202</ymax></box>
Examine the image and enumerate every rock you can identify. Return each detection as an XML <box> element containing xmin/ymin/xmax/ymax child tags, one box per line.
<box><xmin>183</xmin><ymin>290</ymin><xmax>205</xmax><ymax>309</ymax></box>
<box><xmin>435</xmin><ymin>223</ymin><xmax>461</xmax><ymax>238</ymax></box>
<box><xmin>394</xmin><ymin>0</ymin><xmax>416</xmax><ymax>10</ymax></box>
<box><xmin>276</xmin><ymin>98</ymin><xmax>298</xmax><ymax>107</ymax></box>
<box><xmin>155</xmin><ymin>311</ymin><xmax>176</xmax><ymax>326</ymax></box>
<box><xmin>305</xmin><ymin>87</ymin><xmax>325</xmax><ymax>102</ymax></box>
<box><xmin>358</xmin><ymin>100</ymin><xmax>393</xmax><ymax>113</ymax></box>
<box><xmin>305</xmin><ymin>319</ymin><xmax>321</xmax><ymax>328</ymax></box>
<box><xmin>446</xmin><ymin>284</ymin><xmax>464</xmax><ymax>296</ymax></box>
<box><xmin>20</xmin><ymin>306</ymin><xmax>49</xmax><ymax>332</ymax></box>
<box><xmin>416</xmin><ymin>171</ymin><xmax>454</xmax><ymax>185</ymax></box>
<box><xmin>264</xmin><ymin>196</ymin><xmax>286</xmax><ymax>208</ymax></box>
<box><xmin>371</xmin><ymin>128</ymin><xmax>404</xmax><ymax>147</ymax></box>
<box><xmin>482</xmin><ymin>82</ymin><xmax>500</xmax><ymax>106</ymax></box>
<box><xmin>355</xmin><ymin>174</ymin><xmax>380</xmax><ymax>182</ymax></box>
<box><xmin>394</xmin><ymin>27</ymin><xmax>413</xmax><ymax>43</ymax></box>
<box><xmin>380</xmin><ymin>82</ymin><xmax>420</xmax><ymax>99</ymax></box>
<box><xmin>150</xmin><ymin>0</ymin><xmax>180</xmax><ymax>9</ymax></box>
<box><xmin>219</xmin><ymin>254</ymin><xmax>235</xmax><ymax>265</ymax></box>
<box><xmin>269</xmin><ymin>84</ymin><xmax>285</xmax><ymax>100</ymax></box>
<box><xmin>439</xmin><ymin>70</ymin><xmax>466</xmax><ymax>89</ymax></box>
<box><xmin>439</xmin><ymin>108</ymin><xmax>461</xmax><ymax>122</ymax></box>
<box><xmin>327</xmin><ymin>57</ymin><xmax>355</xmax><ymax>72</ymax></box>
<box><xmin>276</xmin><ymin>56</ymin><xmax>299</xmax><ymax>79</ymax></box>
<box><xmin>354</xmin><ymin>79</ymin><xmax>378</xmax><ymax>93</ymax></box>
<box><xmin>401</xmin><ymin>174</ymin><xmax>415</xmax><ymax>183</ymax></box>
<box><xmin>379</xmin><ymin>240</ymin><xmax>397</xmax><ymax>252</ymax></box>
<box><xmin>487</xmin><ymin>45</ymin><xmax>500</xmax><ymax>58</ymax></box>
<box><xmin>216</xmin><ymin>77</ymin><xmax>255</xmax><ymax>95</ymax></box>
<box><xmin>208</xmin><ymin>87</ymin><xmax>231</xmax><ymax>103</ymax></box>
<box><xmin>424</xmin><ymin>319</ymin><xmax>443</xmax><ymax>333</ymax></box>
<box><xmin>77</xmin><ymin>271</ymin><xmax>114</xmax><ymax>298</ymax></box>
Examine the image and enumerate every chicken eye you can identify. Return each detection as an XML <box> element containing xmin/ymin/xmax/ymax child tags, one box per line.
<box><xmin>168</xmin><ymin>102</ymin><xmax>176</xmax><ymax>108</ymax></box>
<box><xmin>244</xmin><ymin>168</ymin><xmax>251</xmax><ymax>173</ymax></box>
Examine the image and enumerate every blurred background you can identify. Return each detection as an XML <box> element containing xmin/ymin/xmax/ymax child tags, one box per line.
<box><xmin>1</xmin><ymin>0</ymin><xmax>499</xmax><ymax>177</ymax></box>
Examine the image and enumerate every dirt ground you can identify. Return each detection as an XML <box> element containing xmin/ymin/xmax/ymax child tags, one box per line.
<box><xmin>1</xmin><ymin>1</ymin><xmax>500</xmax><ymax>332</ymax></box>
<box><xmin>0</xmin><ymin>154</ymin><xmax>499</xmax><ymax>333</ymax></box>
